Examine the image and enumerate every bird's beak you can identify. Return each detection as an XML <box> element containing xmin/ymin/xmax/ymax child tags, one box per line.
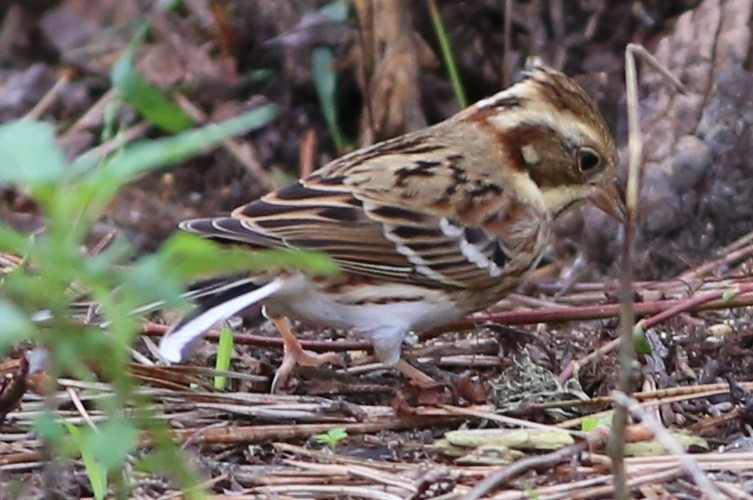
<box><xmin>590</xmin><ymin>183</ymin><xmax>627</xmax><ymax>224</ymax></box>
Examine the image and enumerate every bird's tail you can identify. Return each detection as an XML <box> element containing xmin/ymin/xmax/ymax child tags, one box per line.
<box><xmin>158</xmin><ymin>276</ymin><xmax>288</xmax><ymax>363</ymax></box>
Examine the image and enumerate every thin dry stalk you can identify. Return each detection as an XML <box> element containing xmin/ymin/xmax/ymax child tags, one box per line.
<box><xmin>612</xmin><ymin>391</ymin><xmax>722</xmax><ymax>498</ymax></box>
<box><xmin>571</xmin><ymin>467</ymin><xmax>685</xmax><ymax>500</ymax></box>
<box><xmin>441</xmin><ymin>404</ymin><xmax>577</xmax><ymax>433</ymax></box>
<box><xmin>173</xmin><ymin>92</ymin><xmax>276</xmax><ymax>191</ymax></box>
<box><xmin>611</xmin><ymin>44</ymin><xmax>689</xmax><ymax>499</ymax></box>
<box><xmin>464</xmin><ymin>426</ymin><xmax>611</xmax><ymax>499</ymax></box>
<box><xmin>156</xmin><ymin>472</ymin><xmax>229</xmax><ymax>500</ymax></box>
<box><xmin>76</xmin><ymin>121</ymin><xmax>151</xmax><ymax>161</ymax></box>
<box><xmin>284</xmin><ymin>459</ymin><xmax>418</xmax><ymax>494</ymax></box>
<box><xmin>555</xmin><ymin>385</ymin><xmax>749</xmax><ymax>429</ymax></box>
<box><xmin>677</xmin><ymin>230</ymin><xmax>753</xmax><ymax>282</ymax></box>
<box><xmin>165</xmin><ymin>417</ymin><xmax>459</xmax><ymax>446</ymax></box>
<box><xmin>610</xmin><ymin>42</ymin><xmax>643</xmax><ymax>499</ymax></box>
<box><xmin>227</xmin><ymin>486</ymin><xmax>404</xmax><ymax>500</ymax></box>
<box><xmin>62</xmin><ymin>88</ymin><xmax>118</xmax><ymax>138</ymax></box>
<box><xmin>502</xmin><ymin>0</ymin><xmax>513</xmax><ymax>88</ymax></box>
<box><xmin>22</xmin><ymin>69</ymin><xmax>73</xmax><ymax>121</ymax></box>
<box><xmin>299</xmin><ymin>129</ymin><xmax>317</xmax><ymax>178</ymax></box>
<box><xmin>65</xmin><ymin>387</ymin><xmax>98</xmax><ymax>431</ymax></box>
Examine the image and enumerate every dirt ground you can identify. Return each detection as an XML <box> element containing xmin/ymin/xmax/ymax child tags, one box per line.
<box><xmin>2</xmin><ymin>0</ymin><xmax>753</xmax><ymax>498</ymax></box>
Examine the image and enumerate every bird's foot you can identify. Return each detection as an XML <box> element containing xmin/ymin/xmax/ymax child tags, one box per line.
<box><xmin>271</xmin><ymin>345</ymin><xmax>343</xmax><ymax>392</ymax></box>
<box><xmin>270</xmin><ymin>315</ymin><xmax>344</xmax><ymax>392</ymax></box>
<box><xmin>392</xmin><ymin>357</ymin><xmax>488</xmax><ymax>408</ymax></box>
<box><xmin>393</xmin><ymin>359</ymin><xmax>441</xmax><ymax>388</ymax></box>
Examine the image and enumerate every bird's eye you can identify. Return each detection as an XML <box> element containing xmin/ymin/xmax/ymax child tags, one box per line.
<box><xmin>577</xmin><ymin>147</ymin><xmax>602</xmax><ymax>173</ymax></box>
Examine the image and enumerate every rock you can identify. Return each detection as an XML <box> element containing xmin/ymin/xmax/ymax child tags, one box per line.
<box><xmin>672</xmin><ymin>135</ymin><xmax>712</xmax><ymax>191</ymax></box>
<box><xmin>560</xmin><ymin>0</ymin><xmax>753</xmax><ymax>278</ymax></box>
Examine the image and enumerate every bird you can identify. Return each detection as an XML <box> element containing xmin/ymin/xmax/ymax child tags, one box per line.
<box><xmin>159</xmin><ymin>66</ymin><xmax>625</xmax><ymax>392</ymax></box>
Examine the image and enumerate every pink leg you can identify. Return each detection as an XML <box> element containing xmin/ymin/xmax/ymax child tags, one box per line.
<box><xmin>270</xmin><ymin>316</ymin><xmax>343</xmax><ymax>392</ymax></box>
<box><xmin>393</xmin><ymin>359</ymin><xmax>438</xmax><ymax>387</ymax></box>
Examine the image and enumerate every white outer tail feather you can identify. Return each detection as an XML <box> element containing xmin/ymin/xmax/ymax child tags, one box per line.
<box><xmin>158</xmin><ymin>277</ymin><xmax>288</xmax><ymax>363</ymax></box>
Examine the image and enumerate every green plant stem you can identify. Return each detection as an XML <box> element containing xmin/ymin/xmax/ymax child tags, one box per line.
<box><xmin>428</xmin><ymin>0</ymin><xmax>467</xmax><ymax>108</ymax></box>
<box><xmin>214</xmin><ymin>327</ymin><xmax>234</xmax><ymax>389</ymax></box>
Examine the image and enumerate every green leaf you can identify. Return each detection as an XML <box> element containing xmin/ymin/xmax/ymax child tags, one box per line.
<box><xmin>111</xmin><ymin>24</ymin><xmax>194</xmax><ymax>133</ymax></box>
<box><xmin>157</xmin><ymin>233</ymin><xmax>338</xmax><ymax>281</ymax></box>
<box><xmin>319</xmin><ymin>0</ymin><xmax>350</xmax><ymax>21</ymax></box>
<box><xmin>0</xmin><ymin>223</ymin><xmax>30</xmax><ymax>255</ymax></box>
<box><xmin>34</xmin><ymin>413</ymin><xmax>67</xmax><ymax>448</ymax></box>
<box><xmin>314</xmin><ymin>427</ymin><xmax>348</xmax><ymax>450</ymax></box>
<box><xmin>231</xmin><ymin>248</ymin><xmax>339</xmax><ymax>276</ymax></box>
<box><xmin>88</xmin><ymin>419</ymin><xmax>137</xmax><ymax>471</ymax></box>
<box><xmin>246</xmin><ymin>68</ymin><xmax>275</xmax><ymax>84</ymax></box>
<box><xmin>158</xmin><ymin>0</ymin><xmax>183</xmax><ymax>11</ymax></box>
<box><xmin>136</xmin><ymin>449</ymin><xmax>208</xmax><ymax>499</ymax></box>
<box><xmin>580</xmin><ymin>417</ymin><xmax>599</xmax><ymax>432</ymax></box>
<box><xmin>120</xmin><ymin>254</ymin><xmax>186</xmax><ymax>308</ymax></box>
<box><xmin>119</xmin><ymin>234</ymin><xmax>337</xmax><ymax>316</ymax></box>
<box><xmin>77</xmin><ymin>103</ymin><xmax>278</xmax><ymax>185</ymax></box>
<box><xmin>581</xmin><ymin>415</ymin><xmax>612</xmax><ymax>432</ymax></box>
<box><xmin>0</xmin><ymin>300</ymin><xmax>35</xmax><ymax>354</ymax></box>
<box><xmin>633</xmin><ymin>324</ymin><xmax>652</xmax><ymax>355</ymax></box>
<box><xmin>0</xmin><ymin>121</ymin><xmax>66</xmax><ymax>185</ymax></box>
<box><xmin>326</xmin><ymin>427</ymin><xmax>348</xmax><ymax>441</ymax></box>
<box><xmin>312</xmin><ymin>47</ymin><xmax>349</xmax><ymax>152</ymax></box>
<box><xmin>67</xmin><ymin>424</ymin><xmax>108</xmax><ymax>500</ymax></box>
<box><xmin>722</xmin><ymin>287</ymin><xmax>739</xmax><ymax>303</ymax></box>
<box><xmin>156</xmin><ymin>233</ymin><xmax>238</xmax><ymax>279</ymax></box>
<box><xmin>268</xmin><ymin>169</ymin><xmax>296</xmax><ymax>188</ymax></box>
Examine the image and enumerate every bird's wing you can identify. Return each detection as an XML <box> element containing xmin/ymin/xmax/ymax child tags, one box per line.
<box><xmin>181</xmin><ymin>126</ymin><xmax>547</xmax><ymax>290</ymax></box>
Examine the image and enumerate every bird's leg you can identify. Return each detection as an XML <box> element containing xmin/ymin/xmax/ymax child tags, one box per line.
<box><xmin>269</xmin><ymin>315</ymin><xmax>343</xmax><ymax>392</ymax></box>
<box><xmin>393</xmin><ymin>359</ymin><xmax>439</xmax><ymax>387</ymax></box>
<box><xmin>371</xmin><ymin>331</ymin><xmax>442</xmax><ymax>387</ymax></box>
